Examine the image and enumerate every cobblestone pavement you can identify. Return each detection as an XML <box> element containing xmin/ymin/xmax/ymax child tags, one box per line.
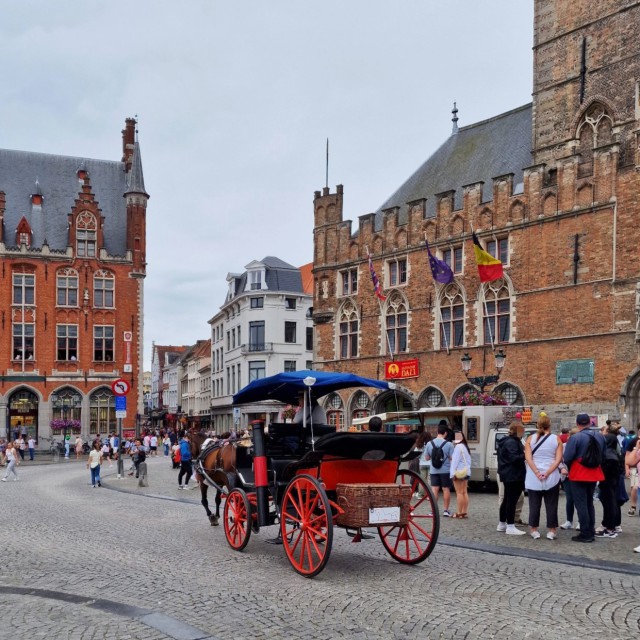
<box><xmin>1</xmin><ymin>454</ymin><xmax>639</xmax><ymax>640</ymax></box>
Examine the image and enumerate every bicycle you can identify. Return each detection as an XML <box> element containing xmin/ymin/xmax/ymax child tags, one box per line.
<box><xmin>40</xmin><ymin>436</ymin><xmax>64</xmax><ymax>461</ymax></box>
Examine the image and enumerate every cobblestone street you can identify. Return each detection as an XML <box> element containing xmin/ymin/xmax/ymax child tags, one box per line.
<box><xmin>1</xmin><ymin>455</ymin><xmax>639</xmax><ymax>640</ymax></box>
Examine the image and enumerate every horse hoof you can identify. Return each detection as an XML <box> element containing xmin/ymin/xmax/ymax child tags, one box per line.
<box><xmin>210</xmin><ymin>517</ymin><xmax>219</xmax><ymax>526</ymax></box>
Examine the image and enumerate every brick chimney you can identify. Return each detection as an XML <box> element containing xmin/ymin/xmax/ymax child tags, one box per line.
<box><xmin>121</xmin><ymin>117</ymin><xmax>137</xmax><ymax>171</ymax></box>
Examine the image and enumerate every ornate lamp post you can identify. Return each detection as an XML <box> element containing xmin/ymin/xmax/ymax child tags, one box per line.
<box><xmin>460</xmin><ymin>348</ymin><xmax>507</xmax><ymax>393</ymax></box>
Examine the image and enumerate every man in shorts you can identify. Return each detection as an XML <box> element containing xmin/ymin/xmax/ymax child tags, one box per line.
<box><xmin>424</xmin><ymin>421</ymin><xmax>455</xmax><ymax>517</ymax></box>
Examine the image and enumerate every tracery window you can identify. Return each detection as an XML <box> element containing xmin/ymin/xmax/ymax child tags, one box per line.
<box><xmin>483</xmin><ymin>280</ymin><xmax>511</xmax><ymax>345</ymax></box>
<box><xmin>76</xmin><ymin>211</ymin><xmax>97</xmax><ymax>258</ymax></box>
<box><xmin>439</xmin><ymin>284</ymin><xmax>464</xmax><ymax>349</ymax></box>
<box><xmin>385</xmin><ymin>292</ymin><xmax>408</xmax><ymax>355</ymax></box>
<box><xmin>577</xmin><ymin>103</ymin><xmax>613</xmax><ymax>177</ymax></box>
<box><xmin>89</xmin><ymin>388</ymin><xmax>115</xmax><ymax>434</ymax></box>
<box><xmin>93</xmin><ymin>270</ymin><xmax>114</xmax><ymax>308</ymax></box>
<box><xmin>338</xmin><ymin>301</ymin><xmax>359</xmax><ymax>359</ymax></box>
<box><xmin>57</xmin><ymin>268</ymin><xmax>79</xmax><ymax>307</ymax></box>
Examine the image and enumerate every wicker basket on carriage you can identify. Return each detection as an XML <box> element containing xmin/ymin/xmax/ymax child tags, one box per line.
<box><xmin>336</xmin><ymin>483</ymin><xmax>412</xmax><ymax>528</ymax></box>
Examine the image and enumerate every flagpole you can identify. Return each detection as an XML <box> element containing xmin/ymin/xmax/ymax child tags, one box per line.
<box><xmin>470</xmin><ymin>224</ymin><xmax>496</xmax><ymax>352</ymax></box>
<box><xmin>366</xmin><ymin>245</ymin><xmax>394</xmax><ymax>360</ymax></box>
<box><xmin>424</xmin><ymin>233</ymin><xmax>451</xmax><ymax>355</ymax></box>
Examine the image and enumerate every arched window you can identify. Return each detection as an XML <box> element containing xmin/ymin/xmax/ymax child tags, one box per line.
<box><xmin>57</xmin><ymin>268</ymin><xmax>78</xmax><ymax>307</ymax></box>
<box><xmin>439</xmin><ymin>284</ymin><xmax>464</xmax><ymax>350</ymax></box>
<box><xmin>351</xmin><ymin>391</ymin><xmax>371</xmax><ymax>422</ymax></box>
<box><xmin>338</xmin><ymin>301</ymin><xmax>359</xmax><ymax>359</ymax></box>
<box><xmin>326</xmin><ymin>393</ymin><xmax>344</xmax><ymax>430</ymax></box>
<box><xmin>89</xmin><ymin>388</ymin><xmax>115</xmax><ymax>434</ymax></box>
<box><xmin>94</xmin><ymin>270</ymin><xmax>115</xmax><ymax>308</ymax></box>
<box><xmin>385</xmin><ymin>292</ymin><xmax>408</xmax><ymax>355</ymax></box>
<box><xmin>494</xmin><ymin>383</ymin><xmax>523</xmax><ymax>406</ymax></box>
<box><xmin>419</xmin><ymin>387</ymin><xmax>445</xmax><ymax>408</ymax></box>
<box><xmin>483</xmin><ymin>280</ymin><xmax>511</xmax><ymax>345</ymax></box>
<box><xmin>451</xmin><ymin>384</ymin><xmax>477</xmax><ymax>406</ymax></box>
<box><xmin>76</xmin><ymin>211</ymin><xmax>97</xmax><ymax>258</ymax></box>
<box><xmin>577</xmin><ymin>103</ymin><xmax>613</xmax><ymax>177</ymax></box>
<box><xmin>51</xmin><ymin>387</ymin><xmax>82</xmax><ymax>423</ymax></box>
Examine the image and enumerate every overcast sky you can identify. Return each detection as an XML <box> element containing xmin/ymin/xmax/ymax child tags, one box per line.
<box><xmin>0</xmin><ymin>1</ymin><xmax>534</xmax><ymax>369</ymax></box>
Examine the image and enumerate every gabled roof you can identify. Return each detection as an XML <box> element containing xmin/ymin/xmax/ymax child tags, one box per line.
<box><xmin>374</xmin><ymin>104</ymin><xmax>532</xmax><ymax>228</ymax></box>
<box><xmin>154</xmin><ymin>344</ymin><xmax>189</xmax><ymax>369</ymax></box>
<box><xmin>225</xmin><ymin>256</ymin><xmax>307</xmax><ymax>301</ymax></box>
<box><xmin>0</xmin><ymin>148</ymin><xmax>131</xmax><ymax>255</ymax></box>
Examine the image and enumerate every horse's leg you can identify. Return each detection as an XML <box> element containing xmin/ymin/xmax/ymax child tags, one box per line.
<box><xmin>213</xmin><ymin>488</ymin><xmax>222</xmax><ymax>526</ymax></box>
<box><xmin>200</xmin><ymin>483</ymin><xmax>217</xmax><ymax>526</ymax></box>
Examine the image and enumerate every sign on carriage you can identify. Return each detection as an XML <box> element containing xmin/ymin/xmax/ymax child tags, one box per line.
<box><xmin>369</xmin><ymin>506</ymin><xmax>401</xmax><ymax>524</ymax></box>
<box><xmin>384</xmin><ymin>358</ymin><xmax>419</xmax><ymax>380</ymax></box>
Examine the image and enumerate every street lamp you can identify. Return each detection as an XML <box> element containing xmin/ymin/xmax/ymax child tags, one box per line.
<box><xmin>460</xmin><ymin>348</ymin><xmax>507</xmax><ymax>392</ymax></box>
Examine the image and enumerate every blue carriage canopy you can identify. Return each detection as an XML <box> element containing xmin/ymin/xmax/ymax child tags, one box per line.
<box><xmin>232</xmin><ymin>369</ymin><xmax>394</xmax><ymax>406</ymax></box>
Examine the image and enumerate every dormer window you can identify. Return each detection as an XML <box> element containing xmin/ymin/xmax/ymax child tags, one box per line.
<box><xmin>76</xmin><ymin>211</ymin><xmax>97</xmax><ymax>258</ymax></box>
<box><xmin>250</xmin><ymin>271</ymin><xmax>262</xmax><ymax>290</ymax></box>
<box><xmin>15</xmin><ymin>216</ymin><xmax>32</xmax><ymax>247</ymax></box>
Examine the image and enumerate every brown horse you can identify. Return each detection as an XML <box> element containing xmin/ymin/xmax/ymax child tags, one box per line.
<box><xmin>190</xmin><ymin>431</ymin><xmax>238</xmax><ymax>526</ymax></box>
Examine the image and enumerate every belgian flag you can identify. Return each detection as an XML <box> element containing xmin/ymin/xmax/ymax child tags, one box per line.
<box><xmin>472</xmin><ymin>232</ymin><xmax>503</xmax><ymax>282</ymax></box>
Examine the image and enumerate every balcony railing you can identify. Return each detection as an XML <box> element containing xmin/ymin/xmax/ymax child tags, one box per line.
<box><xmin>240</xmin><ymin>342</ymin><xmax>274</xmax><ymax>354</ymax></box>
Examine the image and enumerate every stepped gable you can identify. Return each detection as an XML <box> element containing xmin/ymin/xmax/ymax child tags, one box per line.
<box><xmin>0</xmin><ymin>149</ymin><xmax>128</xmax><ymax>254</ymax></box>
<box><xmin>375</xmin><ymin>104</ymin><xmax>532</xmax><ymax>227</ymax></box>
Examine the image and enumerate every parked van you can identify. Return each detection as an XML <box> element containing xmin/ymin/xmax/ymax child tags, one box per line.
<box><xmin>352</xmin><ymin>406</ymin><xmax>535</xmax><ymax>486</ymax></box>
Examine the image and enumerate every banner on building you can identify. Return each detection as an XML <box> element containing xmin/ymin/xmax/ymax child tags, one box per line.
<box><xmin>384</xmin><ymin>359</ymin><xmax>419</xmax><ymax>380</ymax></box>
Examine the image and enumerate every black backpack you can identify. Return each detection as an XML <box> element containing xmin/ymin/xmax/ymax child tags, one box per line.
<box><xmin>581</xmin><ymin>433</ymin><xmax>602</xmax><ymax>469</ymax></box>
<box><xmin>430</xmin><ymin>440</ymin><xmax>446</xmax><ymax>470</ymax></box>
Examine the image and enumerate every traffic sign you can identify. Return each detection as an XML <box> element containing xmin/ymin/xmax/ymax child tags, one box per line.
<box><xmin>112</xmin><ymin>378</ymin><xmax>131</xmax><ymax>396</ymax></box>
<box><xmin>115</xmin><ymin>396</ymin><xmax>127</xmax><ymax>412</ymax></box>
<box><xmin>116</xmin><ymin>410</ymin><xmax>127</xmax><ymax>419</ymax></box>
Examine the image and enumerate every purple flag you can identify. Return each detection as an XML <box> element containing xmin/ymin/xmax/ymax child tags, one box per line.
<box><xmin>426</xmin><ymin>240</ymin><xmax>455</xmax><ymax>284</ymax></box>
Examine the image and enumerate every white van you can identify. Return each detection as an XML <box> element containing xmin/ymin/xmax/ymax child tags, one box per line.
<box><xmin>352</xmin><ymin>406</ymin><xmax>535</xmax><ymax>486</ymax></box>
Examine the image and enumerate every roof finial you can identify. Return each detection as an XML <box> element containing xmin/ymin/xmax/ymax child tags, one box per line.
<box><xmin>452</xmin><ymin>101</ymin><xmax>459</xmax><ymax>134</ymax></box>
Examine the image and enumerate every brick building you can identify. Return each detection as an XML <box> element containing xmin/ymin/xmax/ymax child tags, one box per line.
<box><xmin>0</xmin><ymin>118</ymin><xmax>147</xmax><ymax>443</ymax></box>
<box><xmin>312</xmin><ymin>0</ymin><xmax>640</xmax><ymax>431</ymax></box>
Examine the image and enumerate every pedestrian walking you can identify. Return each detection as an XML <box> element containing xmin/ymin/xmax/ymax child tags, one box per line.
<box><xmin>2</xmin><ymin>441</ymin><xmax>19</xmax><ymax>481</ymax></box>
<box><xmin>497</xmin><ymin>421</ymin><xmax>526</xmax><ymax>535</ymax></box>
<box><xmin>28</xmin><ymin>436</ymin><xmax>36</xmax><ymax>461</ymax></box>
<box><xmin>75</xmin><ymin>436</ymin><xmax>84</xmax><ymax>459</ymax></box>
<box><xmin>524</xmin><ymin>415</ymin><xmax>562</xmax><ymax>540</ymax></box>
<box><xmin>178</xmin><ymin>434</ymin><xmax>193</xmax><ymax>489</ymax></box>
<box><xmin>163</xmin><ymin>434</ymin><xmax>171</xmax><ymax>457</ymax></box>
<box><xmin>563</xmin><ymin>413</ymin><xmax>605</xmax><ymax>543</ymax></box>
<box><xmin>450</xmin><ymin>431</ymin><xmax>471</xmax><ymax>518</ymax></box>
<box><xmin>16</xmin><ymin>436</ymin><xmax>26</xmax><ymax>461</ymax></box>
<box><xmin>626</xmin><ymin>436</ymin><xmax>639</xmax><ymax>516</ymax></box>
<box><xmin>596</xmin><ymin>422</ymin><xmax>624</xmax><ymax>538</ymax></box>
<box><xmin>424</xmin><ymin>421</ymin><xmax>455</xmax><ymax>517</ymax></box>
<box><xmin>86</xmin><ymin>442</ymin><xmax>103</xmax><ymax>487</ymax></box>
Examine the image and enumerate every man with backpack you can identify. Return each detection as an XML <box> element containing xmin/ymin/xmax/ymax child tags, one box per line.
<box><xmin>424</xmin><ymin>421</ymin><xmax>455</xmax><ymax>517</ymax></box>
<box><xmin>563</xmin><ymin>413</ymin><xmax>606</xmax><ymax>542</ymax></box>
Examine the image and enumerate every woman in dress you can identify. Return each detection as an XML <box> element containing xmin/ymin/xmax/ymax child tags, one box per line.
<box><xmin>75</xmin><ymin>436</ymin><xmax>84</xmax><ymax>459</ymax></box>
<box><xmin>525</xmin><ymin>414</ymin><xmax>562</xmax><ymax>539</ymax></box>
<box><xmin>450</xmin><ymin>431</ymin><xmax>472</xmax><ymax>518</ymax></box>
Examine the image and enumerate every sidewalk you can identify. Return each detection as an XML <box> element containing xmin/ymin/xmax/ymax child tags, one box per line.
<box><xmin>100</xmin><ymin>453</ymin><xmax>640</xmax><ymax>573</ymax></box>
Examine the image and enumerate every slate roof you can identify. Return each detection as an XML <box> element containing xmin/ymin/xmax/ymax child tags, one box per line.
<box><xmin>0</xmin><ymin>145</ymin><xmax>140</xmax><ymax>256</ymax></box>
<box><xmin>374</xmin><ymin>104</ymin><xmax>532</xmax><ymax>228</ymax></box>
<box><xmin>228</xmin><ymin>256</ymin><xmax>306</xmax><ymax>300</ymax></box>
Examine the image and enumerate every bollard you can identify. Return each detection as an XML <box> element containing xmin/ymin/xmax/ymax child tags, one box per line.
<box><xmin>138</xmin><ymin>461</ymin><xmax>148</xmax><ymax>487</ymax></box>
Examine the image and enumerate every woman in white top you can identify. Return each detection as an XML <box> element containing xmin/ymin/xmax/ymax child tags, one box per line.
<box><xmin>87</xmin><ymin>442</ymin><xmax>103</xmax><ymax>487</ymax></box>
<box><xmin>524</xmin><ymin>415</ymin><xmax>563</xmax><ymax>540</ymax></box>
<box><xmin>2</xmin><ymin>442</ymin><xmax>19</xmax><ymax>481</ymax></box>
<box><xmin>449</xmin><ymin>431</ymin><xmax>472</xmax><ymax>518</ymax></box>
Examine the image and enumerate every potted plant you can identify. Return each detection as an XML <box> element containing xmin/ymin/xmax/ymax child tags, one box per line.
<box><xmin>281</xmin><ymin>405</ymin><xmax>297</xmax><ymax>423</ymax></box>
<box><xmin>456</xmin><ymin>390</ymin><xmax>508</xmax><ymax>406</ymax></box>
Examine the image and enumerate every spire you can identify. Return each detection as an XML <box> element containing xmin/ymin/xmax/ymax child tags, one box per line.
<box><xmin>125</xmin><ymin>138</ymin><xmax>148</xmax><ymax>197</ymax></box>
<box><xmin>451</xmin><ymin>101</ymin><xmax>459</xmax><ymax>134</ymax></box>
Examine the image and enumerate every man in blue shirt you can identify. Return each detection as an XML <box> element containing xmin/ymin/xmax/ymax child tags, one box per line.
<box><xmin>425</xmin><ymin>421</ymin><xmax>455</xmax><ymax>517</ymax></box>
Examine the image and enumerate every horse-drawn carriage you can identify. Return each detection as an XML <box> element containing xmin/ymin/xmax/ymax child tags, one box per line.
<box><xmin>196</xmin><ymin>371</ymin><xmax>440</xmax><ymax>578</ymax></box>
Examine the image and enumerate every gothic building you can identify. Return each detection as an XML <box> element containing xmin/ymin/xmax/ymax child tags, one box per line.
<box><xmin>0</xmin><ymin>118</ymin><xmax>147</xmax><ymax>442</ymax></box>
<box><xmin>312</xmin><ymin>0</ymin><xmax>640</xmax><ymax>431</ymax></box>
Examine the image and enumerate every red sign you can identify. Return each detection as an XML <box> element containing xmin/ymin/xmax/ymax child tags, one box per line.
<box><xmin>112</xmin><ymin>378</ymin><xmax>131</xmax><ymax>396</ymax></box>
<box><xmin>384</xmin><ymin>359</ymin><xmax>419</xmax><ymax>380</ymax></box>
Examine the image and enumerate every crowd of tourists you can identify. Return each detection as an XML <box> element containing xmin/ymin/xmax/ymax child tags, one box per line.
<box><xmin>415</xmin><ymin>412</ymin><xmax>640</xmax><ymax>554</ymax></box>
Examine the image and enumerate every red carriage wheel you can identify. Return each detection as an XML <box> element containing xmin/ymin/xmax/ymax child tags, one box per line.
<box><xmin>378</xmin><ymin>469</ymin><xmax>439</xmax><ymax>564</ymax></box>
<box><xmin>223</xmin><ymin>488</ymin><xmax>252</xmax><ymax>551</ymax></box>
<box><xmin>280</xmin><ymin>474</ymin><xmax>333</xmax><ymax>578</ymax></box>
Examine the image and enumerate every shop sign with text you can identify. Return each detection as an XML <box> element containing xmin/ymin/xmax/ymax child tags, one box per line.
<box><xmin>385</xmin><ymin>359</ymin><xmax>419</xmax><ymax>380</ymax></box>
